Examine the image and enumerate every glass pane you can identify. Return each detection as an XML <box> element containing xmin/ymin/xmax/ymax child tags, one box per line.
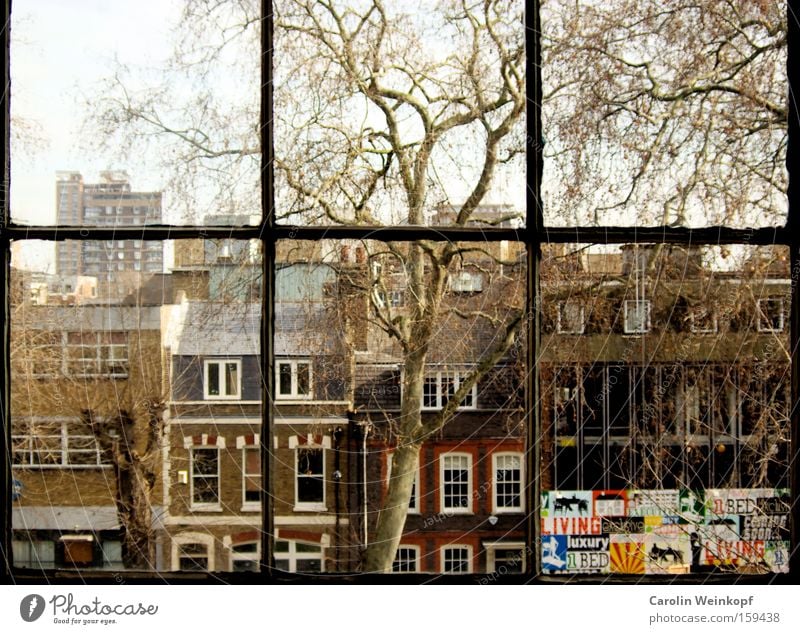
<box><xmin>193</xmin><ymin>449</ymin><xmax>218</xmax><ymax>476</ymax></box>
<box><xmin>278</xmin><ymin>363</ymin><xmax>292</xmax><ymax>395</ymax></box>
<box><xmin>207</xmin><ymin>363</ymin><xmax>220</xmax><ymax>396</ymax></box>
<box><xmin>296</xmin><ymin>363</ymin><xmax>310</xmax><ymax>396</ymax></box>
<box><xmin>11</xmin><ymin>239</ymin><xmax>262</xmax><ymax>572</ymax></box>
<box><xmin>10</xmin><ymin>1</ymin><xmax>260</xmax><ymax>225</ymax></box>
<box><xmin>273</xmin><ymin>1</ymin><xmax>525</xmax><ymax>227</ymax></box>
<box><xmin>542</xmin><ymin>0</ymin><xmax>787</xmax><ymax>227</ymax></box>
<box><xmin>297</xmin><ymin>477</ymin><xmax>324</xmax><ymax>504</ymax></box>
<box><xmin>540</xmin><ymin>243</ymin><xmax>790</xmax><ymax>575</ymax></box>
<box><xmin>275</xmin><ymin>239</ymin><xmax>526</xmax><ymax>573</ymax></box>
<box><xmin>225</xmin><ymin>362</ymin><xmax>239</xmax><ymax>396</ymax></box>
<box><xmin>295</xmin><ymin>559</ymin><xmax>322</xmax><ymax>573</ymax></box>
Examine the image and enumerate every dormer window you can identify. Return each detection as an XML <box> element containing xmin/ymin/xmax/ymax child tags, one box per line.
<box><xmin>204</xmin><ymin>359</ymin><xmax>241</xmax><ymax>399</ymax></box>
<box><xmin>276</xmin><ymin>359</ymin><xmax>312</xmax><ymax>399</ymax></box>
<box><xmin>422</xmin><ymin>370</ymin><xmax>477</xmax><ymax>409</ymax></box>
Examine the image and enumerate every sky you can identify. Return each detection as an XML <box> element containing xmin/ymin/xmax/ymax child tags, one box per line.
<box><xmin>10</xmin><ymin>0</ymin><xmax>183</xmax><ymax>269</ymax></box>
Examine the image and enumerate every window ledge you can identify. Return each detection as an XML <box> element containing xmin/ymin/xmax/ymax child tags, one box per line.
<box><xmin>293</xmin><ymin>504</ymin><xmax>328</xmax><ymax>513</ymax></box>
<box><xmin>190</xmin><ymin>504</ymin><xmax>223</xmax><ymax>512</ymax></box>
<box><xmin>240</xmin><ymin>503</ymin><xmax>260</xmax><ymax>513</ymax></box>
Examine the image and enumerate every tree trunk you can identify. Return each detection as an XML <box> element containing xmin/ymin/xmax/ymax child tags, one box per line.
<box><xmin>363</xmin><ymin>343</ymin><xmax>427</xmax><ymax>572</ymax></box>
<box><xmin>363</xmin><ymin>443</ymin><xmax>420</xmax><ymax>572</ymax></box>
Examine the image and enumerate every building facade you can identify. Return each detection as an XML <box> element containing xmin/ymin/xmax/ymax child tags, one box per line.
<box><xmin>55</xmin><ymin>171</ymin><xmax>163</xmax><ymax>300</ymax></box>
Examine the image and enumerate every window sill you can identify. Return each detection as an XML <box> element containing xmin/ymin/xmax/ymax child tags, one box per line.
<box><xmin>293</xmin><ymin>504</ymin><xmax>327</xmax><ymax>513</ymax></box>
<box><xmin>190</xmin><ymin>504</ymin><xmax>223</xmax><ymax>512</ymax></box>
<box><xmin>241</xmin><ymin>503</ymin><xmax>260</xmax><ymax>513</ymax></box>
<box><xmin>493</xmin><ymin>508</ymin><xmax>524</xmax><ymax>515</ymax></box>
<box><xmin>440</xmin><ymin>508</ymin><xmax>472</xmax><ymax>515</ymax></box>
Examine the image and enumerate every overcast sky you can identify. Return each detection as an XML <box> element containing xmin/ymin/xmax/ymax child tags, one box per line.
<box><xmin>11</xmin><ymin>0</ymin><xmax>182</xmax><ymax>222</ymax></box>
<box><xmin>10</xmin><ymin>0</ymin><xmax>184</xmax><ymax>269</ymax></box>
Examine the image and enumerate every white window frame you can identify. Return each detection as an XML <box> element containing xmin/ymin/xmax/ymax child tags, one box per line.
<box><xmin>171</xmin><ymin>532</ymin><xmax>215</xmax><ymax>572</ymax></box>
<box><xmin>188</xmin><ymin>445</ymin><xmax>222</xmax><ymax>511</ymax></box>
<box><xmin>294</xmin><ymin>446</ymin><xmax>327</xmax><ymax>512</ymax></box>
<box><xmin>485</xmin><ymin>541</ymin><xmax>526</xmax><ymax>574</ymax></box>
<box><xmin>11</xmin><ymin>418</ymin><xmax>110</xmax><ymax>468</ymax></box>
<box><xmin>441</xmin><ymin>545</ymin><xmax>473</xmax><ymax>574</ymax></box>
<box><xmin>623</xmin><ymin>299</ymin><xmax>651</xmax><ymax>334</ymax></box>
<box><xmin>240</xmin><ymin>444</ymin><xmax>261</xmax><ymax>512</ymax></box>
<box><xmin>275</xmin><ymin>359</ymin><xmax>313</xmax><ymax>400</ymax></box>
<box><xmin>392</xmin><ymin>545</ymin><xmax>420</xmax><ymax>573</ymax></box>
<box><xmin>230</xmin><ymin>541</ymin><xmax>260</xmax><ymax>573</ymax></box>
<box><xmin>757</xmin><ymin>297</ymin><xmax>784</xmax><ymax>333</ymax></box>
<box><xmin>557</xmin><ymin>301</ymin><xmax>585</xmax><ymax>334</ymax></box>
<box><xmin>274</xmin><ymin>540</ymin><xmax>325</xmax><ymax>573</ymax></box>
<box><xmin>386</xmin><ymin>452</ymin><xmax>420</xmax><ymax>514</ymax></box>
<box><xmin>65</xmin><ymin>331</ymin><xmax>129</xmax><ymax>378</ymax></box>
<box><xmin>492</xmin><ymin>452</ymin><xmax>524</xmax><ymax>514</ymax></box>
<box><xmin>440</xmin><ymin>452</ymin><xmax>473</xmax><ymax>514</ymax></box>
<box><xmin>203</xmin><ymin>358</ymin><xmax>241</xmax><ymax>400</ymax></box>
<box><xmin>422</xmin><ymin>370</ymin><xmax>477</xmax><ymax>410</ymax></box>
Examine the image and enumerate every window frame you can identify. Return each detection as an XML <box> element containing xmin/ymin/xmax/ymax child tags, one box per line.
<box><xmin>1</xmin><ymin>0</ymin><xmax>798</xmax><ymax>585</ymax></box>
<box><xmin>65</xmin><ymin>331</ymin><xmax>129</xmax><ymax>378</ymax></box>
<box><xmin>11</xmin><ymin>418</ymin><xmax>110</xmax><ymax>468</ymax></box>
<box><xmin>440</xmin><ymin>452</ymin><xmax>473</xmax><ymax>514</ymax></box>
<box><xmin>273</xmin><ymin>539</ymin><xmax>325</xmax><ymax>573</ymax></box>
<box><xmin>421</xmin><ymin>370</ymin><xmax>478</xmax><ymax>410</ymax></box>
<box><xmin>441</xmin><ymin>545</ymin><xmax>473</xmax><ymax>574</ymax></box>
<box><xmin>275</xmin><ymin>358</ymin><xmax>313</xmax><ymax>400</ymax></box>
<box><xmin>485</xmin><ymin>541</ymin><xmax>526</xmax><ymax>574</ymax></box>
<box><xmin>392</xmin><ymin>545</ymin><xmax>420</xmax><ymax>573</ymax></box>
<box><xmin>492</xmin><ymin>452</ymin><xmax>524</xmax><ymax>514</ymax></box>
<box><xmin>623</xmin><ymin>299</ymin><xmax>651</xmax><ymax>334</ymax></box>
<box><xmin>203</xmin><ymin>358</ymin><xmax>242</xmax><ymax>400</ymax></box>
<box><xmin>189</xmin><ymin>446</ymin><xmax>222</xmax><ymax>512</ymax></box>
<box><xmin>240</xmin><ymin>442</ymin><xmax>261</xmax><ymax>512</ymax></box>
<box><xmin>294</xmin><ymin>446</ymin><xmax>327</xmax><ymax>512</ymax></box>
<box><xmin>556</xmin><ymin>301</ymin><xmax>585</xmax><ymax>334</ymax></box>
<box><xmin>230</xmin><ymin>541</ymin><xmax>260</xmax><ymax>573</ymax></box>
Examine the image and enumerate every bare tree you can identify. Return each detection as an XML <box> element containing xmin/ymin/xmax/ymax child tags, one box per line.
<box><xmin>86</xmin><ymin>0</ymin><xmax>525</xmax><ymax>572</ymax></box>
<box><xmin>543</xmin><ymin>0</ymin><xmax>787</xmax><ymax>226</ymax></box>
<box><xmin>10</xmin><ymin>300</ymin><xmax>165</xmax><ymax>569</ymax></box>
<box><xmin>80</xmin><ymin>0</ymin><xmax>790</xmax><ymax>576</ymax></box>
<box><xmin>274</xmin><ymin>0</ymin><xmax>526</xmax><ymax>571</ymax></box>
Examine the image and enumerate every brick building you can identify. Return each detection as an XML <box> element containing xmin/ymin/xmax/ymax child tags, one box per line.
<box><xmin>10</xmin><ymin>301</ymin><xmax>165</xmax><ymax>570</ymax></box>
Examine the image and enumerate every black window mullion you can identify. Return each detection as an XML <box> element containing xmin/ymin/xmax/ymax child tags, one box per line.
<box><xmin>788</xmin><ymin>0</ymin><xmax>800</xmax><ymax>581</ymax></box>
<box><xmin>541</xmin><ymin>226</ymin><xmax>791</xmax><ymax>246</ymax></box>
<box><xmin>2</xmin><ymin>0</ymin><xmax>11</xmax><ymax>581</ymax></box>
<box><xmin>261</xmin><ymin>0</ymin><xmax>274</xmax><ymax>578</ymax></box>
